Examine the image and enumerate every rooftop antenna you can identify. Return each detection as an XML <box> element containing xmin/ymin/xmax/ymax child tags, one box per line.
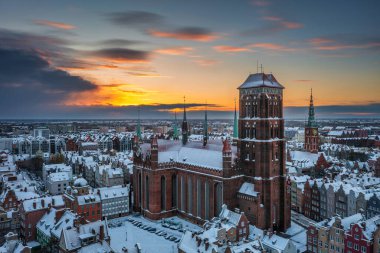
<box><xmin>260</xmin><ymin>64</ymin><xmax>263</xmax><ymax>73</ymax></box>
<box><xmin>257</xmin><ymin>60</ymin><xmax>259</xmax><ymax>73</ymax></box>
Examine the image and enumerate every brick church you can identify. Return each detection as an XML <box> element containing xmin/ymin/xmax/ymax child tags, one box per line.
<box><xmin>132</xmin><ymin>72</ymin><xmax>291</xmax><ymax>232</ymax></box>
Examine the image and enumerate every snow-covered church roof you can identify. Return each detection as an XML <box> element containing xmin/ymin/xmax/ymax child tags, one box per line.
<box><xmin>238</xmin><ymin>73</ymin><xmax>284</xmax><ymax>89</ymax></box>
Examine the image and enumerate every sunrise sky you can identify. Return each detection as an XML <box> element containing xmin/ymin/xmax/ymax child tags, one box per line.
<box><xmin>0</xmin><ymin>0</ymin><xmax>379</xmax><ymax>119</ymax></box>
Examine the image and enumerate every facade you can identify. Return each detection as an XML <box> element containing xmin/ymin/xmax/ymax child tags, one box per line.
<box><xmin>46</xmin><ymin>172</ymin><xmax>70</xmax><ymax>195</ymax></box>
<box><xmin>367</xmin><ymin>193</ymin><xmax>380</xmax><ymax>219</ymax></box>
<box><xmin>64</xmin><ymin>191</ymin><xmax>101</xmax><ymax>222</ymax></box>
<box><xmin>98</xmin><ymin>185</ymin><xmax>129</xmax><ymax>220</ymax></box>
<box><xmin>344</xmin><ymin>216</ymin><xmax>380</xmax><ymax>253</ymax></box>
<box><xmin>305</xmin><ymin>90</ymin><xmax>319</xmax><ymax>153</ymax></box>
<box><xmin>19</xmin><ymin>196</ymin><xmax>65</xmax><ymax>242</ymax></box>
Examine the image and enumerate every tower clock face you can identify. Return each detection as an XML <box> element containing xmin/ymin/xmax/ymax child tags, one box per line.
<box><xmin>313</xmin><ymin>129</ymin><xmax>317</xmax><ymax>136</ymax></box>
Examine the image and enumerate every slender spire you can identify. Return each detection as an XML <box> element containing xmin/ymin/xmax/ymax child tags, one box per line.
<box><xmin>173</xmin><ymin>111</ymin><xmax>179</xmax><ymax>140</ymax></box>
<box><xmin>182</xmin><ymin>96</ymin><xmax>188</xmax><ymax>145</ymax></box>
<box><xmin>203</xmin><ymin>101</ymin><xmax>208</xmax><ymax>147</ymax></box>
<box><xmin>307</xmin><ymin>88</ymin><xmax>317</xmax><ymax>127</ymax></box>
<box><xmin>136</xmin><ymin>106</ymin><xmax>142</xmax><ymax>139</ymax></box>
<box><xmin>233</xmin><ymin>98</ymin><xmax>238</xmax><ymax>139</ymax></box>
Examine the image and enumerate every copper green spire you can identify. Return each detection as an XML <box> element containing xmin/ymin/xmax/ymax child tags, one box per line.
<box><xmin>203</xmin><ymin>102</ymin><xmax>208</xmax><ymax>147</ymax></box>
<box><xmin>233</xmin><ymin>98</ymin><xmax>238</xmax><ymax>139</ymax></box>
<box><xmin>182</xmin><ymin>96</ymin><xmax>188</xmax><ymax>145</ymax></box>
<box><xmin>307</xmin><ymin>89</ymin><xmax>317</xmax><ymax>128</ymax></box>
<box><xmin>173</xmin><ymin>111</ymin><xmax>179</xmax><ymax>140</ymax></box>
<box><xmin>136</xmin><ymin>106</ymin><xmax>142</xmax><ymax>139</ymax></box>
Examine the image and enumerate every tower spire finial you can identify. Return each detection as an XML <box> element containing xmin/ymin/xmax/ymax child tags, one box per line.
<box><xmin>233</xmin><ymin>98</ymin><xmax>238</xmax><ymax>139</ymax></box>
<box><xmin>203</xmin><ymin>100</ymin><xmax>208</xmax><ymax>147</ymax></box>
<box><xmin>182</xmin><ymin>96</ymin><xmax>188</xmax><ymax>145</ymax></box>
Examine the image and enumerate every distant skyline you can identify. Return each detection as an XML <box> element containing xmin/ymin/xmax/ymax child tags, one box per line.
<box><xmin>0</xmin><ymin>0</ymin><xmax>379</xmax><ymax>119</ymax></box>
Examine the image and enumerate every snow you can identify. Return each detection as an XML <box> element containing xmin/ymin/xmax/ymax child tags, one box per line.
<box><xmin>290</xmin><ymin>150</ymin><xmax>320</xmax><ymax>168</ymax></box>
<box><xmin>98</xmin><ymin>185</ymin><xmax>129</xmax><ymax>200</ymax></box>
<box><xmin>159</xmin><ymin>147</ymin><xmax>223</xmax><ymax>170</ymax></box>
<box><xmin>77</xmin><ymin>194</ymin><xmax>100</xmax><ymax>205</ymax></box>
<box><xmin>73</xmin><ymin>178</ymin><xmax>88</xmax><ymax>187</ymax></box>
<box><xmin>22</xmin><ymin>195</ymin><xmax>64</xmax><ymax>212</ymax></box>
<box><xmin>109</xmin><ymin>218</ymin><xmax>181</xmax><ymax>253</ymax></box>
<box><xmin>238</xmin><ymin>182</ymin><xmax>258</xmax><ymax>197</ymax></box>
<box><xmin>47</xmin><ymin>172</ymin><xmax>69</xmax><ymax>182</ymax></box>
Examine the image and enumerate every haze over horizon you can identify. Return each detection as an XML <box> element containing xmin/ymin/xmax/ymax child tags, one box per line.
<box><xmin>0</xmin><ymin>0</ymin><xmax>379</xmax><ymax>119</ymax></box>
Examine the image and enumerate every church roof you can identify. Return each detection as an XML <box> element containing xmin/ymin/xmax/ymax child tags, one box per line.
<box><xmin>238</xmin><ymin>73</ymin><xmax>284</xmax><ymax>89</ymax></box>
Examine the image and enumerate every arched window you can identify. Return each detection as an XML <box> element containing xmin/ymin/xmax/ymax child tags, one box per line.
<box><xmin>187</xmin><ymin>177</ymin><xmax>192</xmax><ymax>214</ymax></box>
<box><xmin>180</xmin><ymin>176</ymin><xmax>185</xmax><ymax>211</ymax></box>
<box><xmin>214</xmin><ymin>183</ymin><xmax>223</xmax><ymax>217</ymax></box>
<box><xmin>145</xmin><ymin>175</ymin><xmax>149</xmax><ymax>210</ymax></box>
<box><xmin>197</xmin><ymin>179</ymin><xmax>201</xmax><ymax>217</ymax></box>
<box><xmin>161</xmin><ymin>176</ymin><xmax>166</xmax><ymax>211</ymax></box>
<box><xmin>138</xmin><ymin>173</ymin><xmax>142</xmax><ymax>208</ymax></box>
<box><xmin>171</xmin><ymin>174</ymin><xmax>177</xmax><ymax>208</ymax></box>
<box><xmin>205</xmin><ymin>181</ymin><xmax>210</xmax><ymax>220</ymax></box>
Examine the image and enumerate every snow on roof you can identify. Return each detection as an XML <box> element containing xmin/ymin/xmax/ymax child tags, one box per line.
<box><xmin>47</xmin><ymin>172</ymin><xmax>70</xmax><ymax>182</ymax></box>
<box><xmin>327</xmin><ymin>213</ymin><xmax>363</xmax><ymax>230</ymax></box>
<box><xmin>51</xmin><ymin>210</ymin><xmax>77</xmax><ymax>239</ymax></box>
<box><xmin>290</xmin><ymin>151</ymin><xmax>319</xmax><ymax>168</ymax></box>
<box><xmin>238</xmin><ymin>182</ymin><xmax>259</xmax><ymax>197</ymax></box>
<box><xmin>73</xmin><ymin>178</ymin><xmax>88</xmax><ymax>187</ymax></box>
<box><xmin>13</xmin><ymin>191</ymin><xmax>39</xmax><ymax>201</ymax></box>
<box><xmin>262</xmin><ymin>233</ymin><xmax>291</xmax><ymax>251</ymax></box>
<box><xmin>22</xmin><ymin>195</ymin><xmax>64</xmax><ymax>212</ymax></box>
<box><xmin>77</xmin><ymin>242</ymin><xmax>113</xmax><ymax>253</ymax></box>
<box><xmin>77</xmin><ymin>194</ymin><xmax>100</xmax><ymax>206</ymax></box>
<box><xmin>98</xmin><ymin>185</ymin><xmax>129</xmax><ymax>200</ymax></box>
<box><xmin>159</xmin><ymin>147</ymin><xmax>222</xmax><ymax>169</ymax></box>
<box><xmin>360</xmin><ymin>215</ymin><xmax>380</xmax><ymax>240</ymax></box>
<box><xmin>36</xmin><ymin>208</ymin><xmax>57</xmax><ymax>237</ymax></box>
<box><xmin>62</xmin><ymin>228</ymin><xmax>81</xmax><ymax>251</ymax></box>
<box><xmin>219</xmin><ymin>204</ymin><xmax>242</xmax><ymax>226</ymax></box>
<box><xmin>238</xmin><ymin>73</ymin><xmax>284</xmax><ymax>89</ymax></box>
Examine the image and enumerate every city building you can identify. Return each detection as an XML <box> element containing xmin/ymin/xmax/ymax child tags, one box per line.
<box><xmin>46</xmin><ymin>172</ymin><xmax>70</xmax><ymax>195</ymax></box>
<box><xmin>133</xmin><ymin>72</ymin><xmax>291</xmax><ymax>232</ymax></box>
<box><xmin>304</xmin><ymin>90</ymin><xmax>319</xmax><ymax>153</ymax></box>
<box><xmin>98</xmin><ymin>185</ymin><xmax>129</xmax><ymax>220</ymax></box>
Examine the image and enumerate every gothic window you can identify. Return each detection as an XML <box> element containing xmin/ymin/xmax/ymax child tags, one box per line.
<box><xmin>205</xmin><ymin>181</ymin><xmax>210</xmax><ymax>220</ymax></box>
<box><xmin>181</xmin><ymin>176</ymin><xmax>185</xmax><ymax>211</ymax></box>
<box><xmin>161</xmin><ymin>176</ymin><xmax>166</xmax><ymax>211</ymax></box>
<box><xmin>171</xmin><ymin>174</ymin><xmax>177</xmax><ymax>208</ymax></box>
<box><xmin>187</xmin><ymin>177</ymin><xmax>193</xmax><ymax>214</ymax></box>
<box><xmin>197</xmin><ymin>179</ymin><xmax>201</xmax><ymax>217</ymax></box>
<box><xmin>145</xmin><ymin>175</ymin><xmax>149</xmax><ymax>209</ymax></box>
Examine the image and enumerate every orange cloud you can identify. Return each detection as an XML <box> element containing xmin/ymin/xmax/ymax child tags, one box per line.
<box><xmin>34</xmin><ymin>20</ymin><xmax>76</xmax><ymax>30</ymax></box>
<box><xmin>155</xmin><ymin>47</ymin><xmax>193</xmax><ymax>55</ymax></box>
<box><xmin>309</xmin><ymin>38</ymin><xmax>335</xmax><ymax>45</ymax></box>
<box><xmin>263</xmin><ymin>16</ymin><xmax>303</xmax><ymax>30</ymax></box>
<box><xmin>249</xmin><ymin>43</ymin><xmax>295</xmax><ymax>52</ymax></box>
<box><xmin>314</xmin><ymin>43</ymin><xmax>380</xmax><ymax>51</ymax></box>
<box><xmin>193</xmin><ymin>59</ymin><xmax>219</xmax><ymax>66</ymax></box>
<box><xmin>149</xmin><ymin>29</ymin><xmax>218</xmax><ymax>42</ymax></box>
<box><xmin>213</xmin><ymin>45</ymin><xmax>251</xmax><ymax>53</ymax></box>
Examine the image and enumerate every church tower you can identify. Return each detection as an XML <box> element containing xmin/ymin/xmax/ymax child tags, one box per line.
<box><xmin>237</xmin><ymin>72</ymin><xmax>290</xmax><ymax>232</ymax></box>
<box><xmin>203</xmin><ymin>104</ymin><xmax>208</xmax><ymax>147</ymax></box>
<box><xmin>182</xmin><ymin>97</ymin><xmax>189</xmax><ymax>145</ymax></box>
<box><xmin>305</xmin><ymin>89</ymin><xmax>319</xmax><ymax>153</ymax></box>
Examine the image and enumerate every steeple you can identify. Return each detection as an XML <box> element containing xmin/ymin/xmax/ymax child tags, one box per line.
<box><xmin>203</xmin><ymin>102</ymin><xmax>208</xmax><ymax>147</ymax></box>
<box><xmin>182</xmin><ymin>96</ymin><xmax>188</xmax><ymax>145</ymax></box>
<box><xmin>173</xmin><ymin>111</ymin><xmax>179</xmax><ymax>140</ymax></box>
<box><xmin>136</xmin><ymin>106</ymin><xmax>142</xmax><ymax>140</ymax></box>
<box><xmin>233</xmin><ymin>98</ymin><xmax>238</xmax><ymax>139</ymax></box>
<box><xmin>307</xmin><ymin>89</ymin><xmax>317</xmax><ymax>128</ymax></box>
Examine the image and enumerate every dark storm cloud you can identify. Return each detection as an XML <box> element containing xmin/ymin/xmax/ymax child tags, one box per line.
<box><xmin>87</xmin><ymin>48</ymin><xmax>150</xmax><ymax>62</ymax></box>
<box><xmin>107</xmin><ymin>11</ymin><xmax>164</xmax><ymax>27</ymax></box>
<box><xmin>98</xmin><ymin>39</ymin><xmax>145</xmax><ymax>47</ymax></box>
<box><xmin>149</xmin><ymin>27</ymin><xmax>218</xmax><ymax>42</ymax></box>
<box><xmin>0</xmin><ymin>48</ymin><xmax>97</xmax><ymax>116</ymax></box>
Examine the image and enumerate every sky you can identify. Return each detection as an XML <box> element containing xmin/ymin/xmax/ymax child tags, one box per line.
<box><xmin>0</xmin><ymin>0</ymin><xmax>379</xmax><ymax>119</ymax></box>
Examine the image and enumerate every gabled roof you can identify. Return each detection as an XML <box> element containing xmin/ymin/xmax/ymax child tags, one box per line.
<box><xmin>238</xmin><ymin>73</ymin><xmax>284</xmax><ymax>89</ymax></box>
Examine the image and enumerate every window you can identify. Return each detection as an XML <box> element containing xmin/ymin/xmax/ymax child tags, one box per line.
<box><xmin>347</xmin><ymin>241</ymin><xmax>352</xmax><ymax>248</ymax></box>
<box><xmin>354</xmin><ymin>234</ymin><xmax>359</xmax><ymax>240</ymax></box>
<box><xmin>361</xmin><ymin>246</ymin><xmax>366</xmax><ymax>253</ymax></box>
<box><xmin>354</xmin><ymin>244</ymin><xmax>359</xmax><ymax>250</ymax></box>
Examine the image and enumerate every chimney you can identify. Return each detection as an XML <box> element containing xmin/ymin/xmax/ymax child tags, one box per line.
<box><xmin>205</xmin><ymin>241</ymin><xmax>209</xmax><ymax>251</ymax></box>
<box><xmin>33</xmin><ymin>202</ymin><xmax>37</xmax><ymax>209</ymax></box>
<box><xmin>41</xmin><ymin>199</ymin><xmax>45</xmax><ymax>208</ymax></box>
<box><xmin>361</xmin><ymin>222</ymin><xmax>366</xmax><ymax>231</ymax></box>
<box><xmin>99</xmin><ymin>224</ymin><xmax>105</xmax><ymax>241</ymax></box>
<box><xmin>52</xmin><ymin>198</ymin><xmax>55</xmax><ymax>206</ymax></box>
